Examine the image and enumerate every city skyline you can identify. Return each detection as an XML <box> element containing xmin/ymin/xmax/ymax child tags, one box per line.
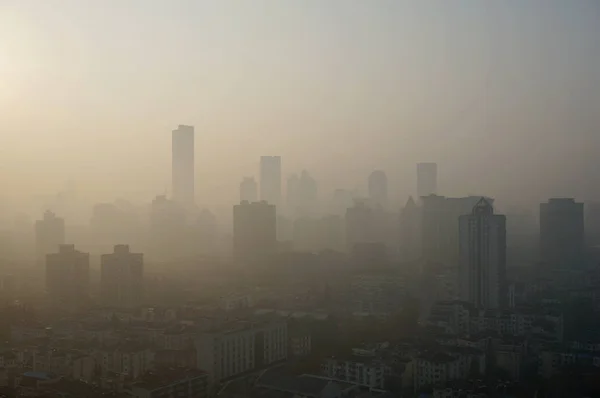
<box><xmin>1</xmin><ymin>1</ymin><xmax>600</xmax><ymax>211</ymax></box>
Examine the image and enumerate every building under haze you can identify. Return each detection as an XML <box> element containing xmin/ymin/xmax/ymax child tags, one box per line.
<box><xmin>417</xmin><ymin>162</ymin><xmax>438</xmax><ymax>198</ymax></box>
<box><xmin>172</xmin><ymin>125</ymin><xmax>195</xmax><ymax>207</ymax></box>
<box><xmin>46</xmin><ymin>244</ymin><xmax>90</xmax><ymax>304</ymax></box>
<box><xmin>346</xmin><ymin>200</ymin><xmax>378</xmax><ymax>252</ymax></box>
<box><xmin>368</xmin><ymin>170</ymin><xmax>388</xmax><ymax>209</ymax></box>
<box><xmin>459</xmin><ymin>198</ymin><xmax>506</xmax><ymax>309</ymax></box>
<box><xmin>421</xmin><ymin>195</ymin><xmax>493</xmax><ymax>264</ymax></box>
<box><xmin>100</xmin><ymin>245</ymin><xmax>144</xmax><ymax>308</ymax></box>
<box><xmin>240</xmin><ymin>176</ymin><xmax>258</xmax><ymax>203</ymax></box>
<box><xmin>287</xmin><ymin>170</ymin><xmax>318</xmax><ymax>217</ymax></box>
<box><xmin>35</xmin><ymin>210</ymin><xmax>65</xmax><ymax>267</ymax></box>
<box><xmin>540</xmin><ymin>198</ymin><xmax>584</xmax><ymax>269</ymax></box>
<box><xmin>259</xmin><ymin>156</ymin><xmax>282</xmax><ymax>209</ymax></box>
<box><xmin>399</xmin><ymin>196</ymin><xmax>421</xmax><ymax>262</ymax></box>
<box><xmin>233</xmin><ymin>201</ymin><xmax>277</xmax><ymax>262</ymax></box>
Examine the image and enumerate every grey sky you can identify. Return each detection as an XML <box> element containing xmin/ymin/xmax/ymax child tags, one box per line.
<box><xmin>1</xmin><ymin>0</ymin><xmax>599</xmax><ymax>210</ymax></box>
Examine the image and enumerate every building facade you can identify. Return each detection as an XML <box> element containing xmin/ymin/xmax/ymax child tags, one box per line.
<box><xmin>458</xmin><ymin>198</ymin><xmax>507</xmax><ymax>309</ymax></box>
<box><xmin>259</xmin><ymin>156</ymin><xmax>282</xmax><ymax>209</ymax></box>
<box><xmin>172</xmin><ymin>125</ymin><xmax>195</xmax><ymax>207</ymax></box>
<box><xmin>100</xmin><ymin>245</ymin><xmax>144</xmax><ymax>308</ymax></box>
<box><xmin>35</xmin><ymin>211</ymin><xmax>65</xmax><ymax>267</ymax></box>
<box><xmin>540</xmin><ymin>198</ymin><xmax>584</xmax><ymax>269</ymax></box>
<box><xmin>45</xmin><ymin>244</ymin><xmax>90</xmax><ymax>303</ymax></box>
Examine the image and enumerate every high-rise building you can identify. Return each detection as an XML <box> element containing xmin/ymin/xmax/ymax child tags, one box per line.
<box><xmin>368</xmin><ymin>170</ymin><xmax>388</xmax><ymax>209</ymax></box>
<box><xmin>100</xmin><ymin>245</ymin><xmax>144</xmax><ymax>308</ymax></box>
<box><xmin>35</xmin><ymin>211</ymin><xmax>65</xmax><ymax>267</ymax></box>
<box><xmin>399</xmin><ymin>196</ymin><xmax>421</xmax><ymax>262</ymax></box>
<box><xmin>172</xmin><ymin>125</ymin><xmax>195</xmax><ymax>207</ymax></box>
<box><xmin>233</xmin><ymin>201</ymin><xmax>277</xmax><ymax>261</ymax></box>
<box><xmin>259</xmin><ymin>156</ymin><xmax>281</xmax><ymax>209</ymax></box>
<box><xmin>240</xmin><ymin>177</ymin><xmax>258</xmax><ymax>203</ymax></box>
<box><xmin>46</xmin><ymin>244</ymin><xmax>90</xmax><ymax>303</ymax></box>
<box><xmin>421</xmin><ymin>195</ymin><xmax>493</xmax><ymax>264</ymax></box>
<box><xmin>459</xmin><ymin>198</ymin><xmax>506</xmax><ymax>309</ymax></box>
<box><xmin>417</xmin><ymin>163</ymin><xmax>438</xmax><ymax>198</ymax></box>
<box><xmin>540</xmin><ymin>198</ymin><xmax>584</xmax><ymax>269</ymax></box>
<box><xmin>287</xmin><ymin>170</ymin><xmax>317</xmax><ymax>217</ymax></box>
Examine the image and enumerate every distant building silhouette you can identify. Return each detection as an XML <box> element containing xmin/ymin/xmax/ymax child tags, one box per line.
<box><xmin>240</xmin><ymin>176</ymin><xmax>258</xmax><ymax>203</ymax></box>
<box><xmin>417</xmin><ymin>162</ymin><xmax>438</xmax><ymax>198</ymax></box>
<box><xmin>345</xmin><ymin>200</ymin><xmax>378</xmax><ymax>252</ymax></box>
<box><xmin>172</xmin><ymin>125</ymin><xmax>195</xmax><ymax>207</ymax></box>
<box><xmin>100</xmin><ymin>245</ymin><xmax>144</xmax><ymax>308</ymax></box>
<box><xmin>399</xmin><ymin>196</ymin><xmax>421</xmax><ymax>262</ymax></box>
<box><xmin>287</xmin><ymin>170</ymin><xmax>318</xmax><ymax>217</ymax></box>
<box><xmin>46</xmin><ymin>244</ymin><xmax>89</xmax><ymax>303</ymax></box>
<box><xmin>421</xmin><ymin>195</ymin><xmax>493</xmax><ymax>264</ymax></box>
<box><xmin>540</xmin><ymin>198</ymin><xmax>584</xmax><ymax>269</ymax></box>
<box><xmin>459</xmin><ymin>198</ymin><xmax>506</xmax><ymax>309</ymax></box>
<box><xmin>259</xmin><ymin>156</ymin><xmax>282</xmax><ymax>209</ymax></box>
<box><xmin>368</xmin><ymin>170</ymin><xmax>388</xmax><ymax>209</ymax></box>
<box><xmin>233</xmin><ymin>201</ymin><xmax>277</xmax><ymax>262</ymax></box>
<box><xmin>149</xmin><ymin>195</ymin><xmax>187</xmax><ymax>260</ymax></box>
<box><xmin>35</xmin><ymin>211</ymin><xmax>65</xmax><ymax>267</ymax></box>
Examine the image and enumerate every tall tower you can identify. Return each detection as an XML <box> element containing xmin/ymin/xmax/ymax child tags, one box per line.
<box><xmin>368</xmin><ymin>170</ymin><xmax>388</xmax><ymax>209</ymax></box>
<box><xmin>35</xmin><ymin>211</ymin><xmax>65</xmax><ymax>267</ymax></box>
<box><xmin>459</xmin><ymin>198</ymin><xmax>506</xmax><ymax>309</ymax></box>
<box><xmin>100</xmin><ymin>245</ymin><xmax>144</xmax><ymax>308</ymax></box>
<box><xmin>172</xmin><ymin>125</ymin><xmax>195</xmax><ymax>207</ymax></box>
<box><xmin>417</xmin><ymin>163</ymin><xmax>438</xmax><ymax>198</ymax></box>
<box><xmin>540</xmin><ymin>198</ymin><xmax>584</xmax><ymax>269</ymax></box>
<box><xmin>260</xmin><ymin>156</ymin><xmax>282</xmax><ymax>209</ymax></box>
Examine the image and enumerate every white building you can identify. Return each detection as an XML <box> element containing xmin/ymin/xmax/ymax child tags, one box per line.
<box><xmin>459</xmin><ymin>198</ymin><xmax>506</xmax><ymax>309</ymax></box>
<box><xmin>195</xmin><ymin>318</ymin><xmax>287</xmax><ymax>382</ymax></box>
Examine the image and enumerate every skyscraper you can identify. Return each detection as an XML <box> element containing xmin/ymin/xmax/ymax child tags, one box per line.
<box><xmin>368</xmin><ymin>170</ymin><xmax>388</xmax><ymax>209</ymax></box>
<box><xmin>35</xmin><ymin>210</ymin><xmax>65</xmax><ymax>267</ymax></box>
<box><xmin>233</xmin><ymin>201</ymin><xmax>277</xmax><ymax>261</ymax></box>
<box><xmin>46</xmin><ymin>244</ymin><xmax>90</xmax><ymax>303</ymax></box>
<box><xmin>417</xmin><ymin>163</ymin><xmax>438</xmax><ymax>198</ymax></box>
<box><xmin>540</xmin><ymin>198</ymin><xmax>584</xmax><ymax>269</ymax></box>
<box><xmin>240</xmin><ymin>177</ymin><xmax>258</xmax><ymax>203</ymax></box>
<box><xmin>100</xmin><ymin>245</ymin><xmax>144</xmax><ymax>308</ymax></box>
<box><xmin>459</xmin><ymin>198</ymin><xmax>506</xmax><ymax>309</ymax></box>
<box><xmin>399</xmin><ymin>196</ymin><xmax>421</xmax><ymax>262</ymax></box>
<box><xmin>259</xmin><ymin>156</ymin><xmax>281</xmax><ymax>209</ymax></box>
<box><xmin>287</xmin><ymin>170</ymin><xmax>317</xmax><ymax>217</ymax></box>
<box><xmin>172</xmin><ymin>125</ymin><xmax>195</xmax><ymax>207</ymax></box>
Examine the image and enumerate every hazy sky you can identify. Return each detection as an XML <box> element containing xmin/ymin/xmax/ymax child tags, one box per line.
<box><xmin>1</xmin><ymin>0</ymin><xmax>599</xmax><ymax>210</ymax></box>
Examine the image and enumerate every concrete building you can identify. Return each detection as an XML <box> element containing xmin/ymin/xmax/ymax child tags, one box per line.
<box><xmin>417</xmin><ymin>162</ymin><xmax>437</xmax><ymax>198</ymax></box>
<box><xmin>100</xmin><ymin>245</ymin><xmax>144</xmax><ymax>308</ymax></box>
<box><xmin>45</xmin><ymin>244</ymin><xmax>89</xmax><ymax>303</ymax></box>
<box><xmin>399</xmin><ymin>196</ymin><xmax>421</xmax><ymax>262</ymax></box>
<box><xmin>540</xmin><ymin>198</ymin><xmax>584</xmax><ymax>269</ymax></box>
<box><xmin>260</xmin><ymin>156</ymin><xmax>282</xmax><ymax>209</ymax></box>
<box><xmin>368</xmin><ymin>170</ymin><xmax>388</xmax><ymax>209</ymax></box>
<box><xmin>195</xmin><ymin>319</ymin><xmax>287</xmax><ymax>382</ymax></box>
<box><xmin>459</xmin><ymin>198</ymin><xmax>507</xmax><ymax>309</ymax></box>
<box><xmin>233</xmin><ymin>201</ymin><xmax>277</xmax><ymax>261</ymax></box>
<box><xmin>421</xmin><ymin>195</ymin><xmax>493</xmax><ymax>265</ymax></box>
<box><xmin>172</xmin><ymin>125</ymin><xmax>195</xmax><ymax>207</ymax></box>
<box><xmin>239</xmin><ymin>176</ymin><xmax>258</xmax><ymax>203</ymax></box>
<box><xmin>345</xmin><ymin>201</ymin><xmax>379</xmax><ymax>252</ymax></box>
<box><xmin>287</xmin><ymin>170</ymin><xmax>318</xmax><ymax>217</ymax></box>
<box><xmin>35</xmin><ymin>210</ymin><xmax>65</xmax><ymax>267</ymax></box>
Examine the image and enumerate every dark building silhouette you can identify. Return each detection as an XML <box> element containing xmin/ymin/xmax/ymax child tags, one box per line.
<box><xmin>585</xmin><ymin>201</ymin><xmax>600</xmax><ymax>246</ymax></box>
<box><xmin>417</xmin><ymin>162</ymin><xmax>438</xmax><ymax>198</ymax></box>
<box><xmin>540</xmin><ymin>198</ymin><xmax>584</xmax><ymax>269</ymax></box>
<box><xmin>399</xmin><ymin>196</ymin><xmax>421</xmax><ymax>262</ymax></box>
<box><xmin>459</xmin><ymin>198</ymin><xmax>506</xmax><ymax>309</ymax></box>
<box><xmin>345</xmin><ymin>200</ymin><xmax>379</xmax><ymax>252</ymax></box>
<box><xmin>421</xmin><ymin>195</ymin><xmax>493</xmax><ymax>264</ymax></box>
<box><xmin>46</xmin><ymin>244</ymin><xmax>89</xmax><ymax>303</ymax></box>
<box><xmin>260</xmin><ymin>156</ymin><xmax>282</xmax><ymax>209</ymax></box>
<box><xmin>368</xmin><ymin>170</ymin><xmax>388</xmax><ymax>209</ymax></box>
<box><xmin>233</xmin><ymin>201</ymin><xmax>277</xmax><ymax>261</ymax></box>
<box><xmin>240</xmin><ymin>176</ymin><xmax>258</xmax><ymax>203</ymax></box>
<box><xmin>35</xmin><ymin>210</ymin><xmax>65</xmax><ymax>267</ymax></box>
<box><xmin>100</xmin><ymin>245</ymin><xmax>144</xmax><ymax>308</ymax></box>
<box><xmin>172</xmin><ymin>125</ymin><xmax>195</xmax><ymax>207</ymax></box>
